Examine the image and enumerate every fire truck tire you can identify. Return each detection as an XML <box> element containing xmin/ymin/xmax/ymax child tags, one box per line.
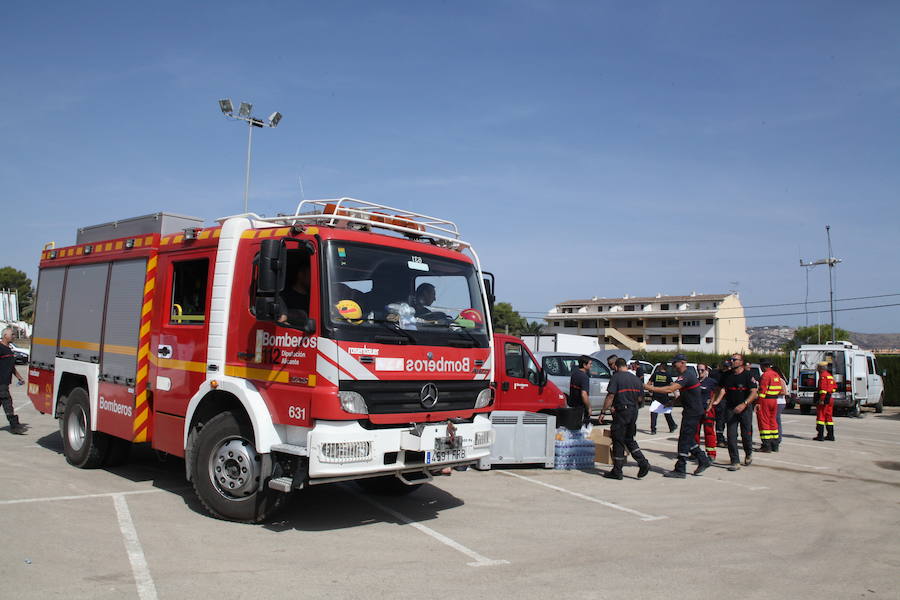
<box><xmin>356</xmin><ymin>475</ymin><xmax>422</xmax><ymax>496</ymax></box>
<box><xmin>190</xmin><ymin>411</ymin><xmax>286</xmax><ymax>523</ymax></box>
<box><xmin>875</xmin><ymin>395</ymin><xmax>884</xmax><ymax>413</ymax></box>
<box><xmin>800</xmin><ymin>404</ymin><xmax>811</xmax><ymax>415</ymax></box>
<box><xmin>60</xmin><ymin>387</ymin><xmax>109</xmax><ymax>469</ymax></box>
<box><xmin>848</xmin><ymin>399</ymin><xmax>862</xmax><ymax>418</ymax></box>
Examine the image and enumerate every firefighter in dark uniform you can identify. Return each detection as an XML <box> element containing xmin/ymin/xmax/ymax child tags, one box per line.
<box><xmin>601</xmin><ymin>357</ymin><xmax>651</xmax><ymax>480</ymax></box>
<box><xmin>568</xmin><ymin>355</ymin><xmax>592</xmax><ymax>427</ymax></box>
<box><xmin>0</xmin><ymin>326</ymin><xmax>28</xmax><ymax>435</ymax></box>
<box><xmin>712</xmin><ymin>354</ymin><xmax>758</xmax><ymax>471</ymax></box>
<box><xmin>645</xmin><ymin>354</ymin><xmax>711</xmax><ymax>478</ymax></box>
<box><xmin>649</xmin><ymin>363</ymin><xmax>677</xmax><ymax>434</ymax></box>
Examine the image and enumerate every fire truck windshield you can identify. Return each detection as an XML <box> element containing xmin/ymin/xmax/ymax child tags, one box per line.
<box><xmin>324</xmin><ymin>241</ymin><xmax>489</xmax><ymax>348</ymax></box>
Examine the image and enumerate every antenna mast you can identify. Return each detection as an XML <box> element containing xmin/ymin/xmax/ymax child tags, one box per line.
<box><xmin>800</xmin><ymin>226</ymin><xmax>841</xmax><ymax>341</ymax></box>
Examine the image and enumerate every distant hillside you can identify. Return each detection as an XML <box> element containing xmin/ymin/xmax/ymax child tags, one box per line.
<box><xmin>850</xmin><ymin>332</ymin><xmax>900</xmax><ymax>351</ymax></box>
<box><xmin>748</xmin><ymin>326</ymin><xmax>900</xmax><ymax>353</ymax></box>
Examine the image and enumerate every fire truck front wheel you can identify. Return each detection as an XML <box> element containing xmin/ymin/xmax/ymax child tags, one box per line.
<box><xmin>190</xmin><ymin>411</ymin><xmax>286</xmax><ymax>523</ymax></box>
<box><xmin>60</xmin><ymin>387</ymin><xmax>109</xmax><ymax>468</ymax></box>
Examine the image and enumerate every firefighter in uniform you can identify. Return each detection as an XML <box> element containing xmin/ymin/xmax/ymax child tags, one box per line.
<box><xmin>814</xmin><ymin>362</ymin><xmax>836</xmax><ymax>441</ymax></box>
<box><xmin>601</xmin><ymin>358</ymin><xmax>651</xmax><ymax>480</ymax></box>
<box><xmin>648</xmin><ymin>364</ymin><xmax>677</xmax><ymax>434</ymax></box>
<box><xmin>755</xmin><ymin>359</ymin><xmax>783</xmax><ymax>452</ymax></box>
<box><xmin>645</xmin><ymin>354</ymin><xmax>711</xmax><ymax>478</ymax></box>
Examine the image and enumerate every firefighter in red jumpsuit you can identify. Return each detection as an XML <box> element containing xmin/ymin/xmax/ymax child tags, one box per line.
<box><xmin>694</xmin><ymin>364</ymin><xmax>718</xmax><ymax>460</ymax></box>
<box><xmin>755</xmin><ymin>359</ymin><xmax>783</xmax><ymax>452</ymax></box>
<box><xmin>814</xmin><ymin>362</ymin><xmax>836</xmax><ymax>441</ymax></box>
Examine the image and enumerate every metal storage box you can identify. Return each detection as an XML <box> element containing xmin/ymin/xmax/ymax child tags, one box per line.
<box><xmin>477</xmin><ymin>411</ymin><xmax>556</xmax><ymax>469</ymax></box>
<box><xmin>76</xmin><ymin>213</ymin><xmax>205</xmax><ymax>244</ymax></box>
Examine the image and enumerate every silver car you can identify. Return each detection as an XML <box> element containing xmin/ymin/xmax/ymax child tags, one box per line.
<box><xmin>534</xmin><ymin>352</ymin><xmax>612</xmax><ymax>416</ymax></box>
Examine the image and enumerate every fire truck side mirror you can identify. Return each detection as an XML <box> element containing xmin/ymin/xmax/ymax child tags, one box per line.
<box><xmin>482</xmin><ymin>271</ymin><xmax>495</xmax><ymax>308</ymax></box>
<box><xmin>258</xmin><ymin>239</ymin><xmax>287</xmax><ymax>296</ymax></box>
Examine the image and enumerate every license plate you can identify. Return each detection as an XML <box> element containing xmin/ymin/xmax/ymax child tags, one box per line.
<box><xmin>434</xmin><ymin>436</ymin><xmax>462</xmax><ymax>451</ymax></box>
<box><xmin>426</xmin><ymin>448</ymin><xmax>466</xmax><ymax>464</ymax></box>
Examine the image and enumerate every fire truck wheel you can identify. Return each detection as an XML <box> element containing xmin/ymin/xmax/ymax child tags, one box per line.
<box><xmin>60</xmin><ymin>387</ymin><xmax>109</xmax><ymax>469</ymax></box>
<box><xmin>356</xmin><ymin>475</ymin><xmax>422</xmax><ymax>496</ymax></box>
<box><xmin>191</xmin><ymin>411</ymin><xmax>286</xmax><ymax>523</ymax></box>
<box><xmin>875</xmin><ymin>395</ymin><xmax>884</xmax><ymax>414</ymax></box>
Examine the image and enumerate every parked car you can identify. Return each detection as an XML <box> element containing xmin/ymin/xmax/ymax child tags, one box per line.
<box><xmin>534</xmin><ymin>352</ymin><xmax>613</xmax><ymax>417</ymax></box>
<box><xmin>9</xmin><ymin>343</ymin><xmax>29</xmax><ymax>365</ymax></box>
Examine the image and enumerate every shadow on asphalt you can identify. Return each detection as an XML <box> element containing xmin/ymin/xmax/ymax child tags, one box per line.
<box><xmin>34</xmin><ymin>430</ymin><xmax>207</xmax><ymax>514</ymax></box>
<box><xmin>263</xmin><ymin>481</ymin><xmax>467</xmax><ymax>533</ymax></box>
<box><xmin>33</xmin><ymin>429</ymin><xmax>468</xmax><ymax>527</ymax></box>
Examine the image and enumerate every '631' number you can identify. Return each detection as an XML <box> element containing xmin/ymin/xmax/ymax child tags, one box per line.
<box><xmin>288</xmin><ymin>406</ymin><xmax>306</xmax><ymax>421</ymax></box>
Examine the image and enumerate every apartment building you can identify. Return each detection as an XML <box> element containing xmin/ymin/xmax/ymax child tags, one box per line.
<box><xmin>543</xmin><ymin>292</ymin><xmax>749</xmax><ymax>354</ymax></box>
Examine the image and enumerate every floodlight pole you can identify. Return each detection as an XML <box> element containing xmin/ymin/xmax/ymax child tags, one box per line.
<box><xmin>217</xmin><ymin>99</ymin><xmax>282</xmax><ymax>214</ymax></box>
<box><xmin>800</xmin><ymin>225</ymin><xmax>841</xmax><ymax>342</ymax></box>
<box><xmin>244</xmin><ymin>120</ymin><xmax>254</xmax><ymax>213</ymax></box>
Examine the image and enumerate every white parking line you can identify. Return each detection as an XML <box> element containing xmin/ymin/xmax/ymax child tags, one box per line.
<box><xmin>113</xmin><ymin>494</ymin><xmax>159</xmax><ymax>600</ymax></box>
<box><xmin>703</xmin><ymin>476</ymin><xmax>768</xmax><ymax>492</ymax></box>
<box><xmin>777</xmin><ymin>441</ymin><xmax>872</xmax><ymax>455</ymax></box>
<box><xmin>498</xmin><ymin>470</ymin><xmax>668</xmax><ymax>522</ymax></box>
<box><xmin>752</xmin><ymin>456</ymin><xmax>830</xmax><ymax>470</ymax></box>
<box><xmin>634</xmin><ymin>436</ymin><xmax>677</xmax><ymax>445</ymax></box>
<box><xmin>346</xmin><ymin>487</ymin><xmax>509</xmax><ymax>568</ymax></box>
<box><xmin>0</xmin><ymin>489</ymin><xmax>164</xmax><ymax>505</ymax></box>
<box><xmin>852</xmin><ymin>436</ymin><xmax>900</xmax><ymax>446</ymax></box>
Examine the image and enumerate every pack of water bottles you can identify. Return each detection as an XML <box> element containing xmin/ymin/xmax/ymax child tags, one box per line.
<box><xmin>553</xmin><ymin>427</ymin><xmax>596</xmax><ymax>470</ymax></box>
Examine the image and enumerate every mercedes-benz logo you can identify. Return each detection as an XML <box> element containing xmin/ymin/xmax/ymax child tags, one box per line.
<box><xmin>420</xmin><ymin>383</ymin><xmax>439</xmax><ymax>409</ymax></box>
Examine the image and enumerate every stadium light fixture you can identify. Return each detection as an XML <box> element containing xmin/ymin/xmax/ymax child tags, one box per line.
<box><xmin>217</xmin><ymin>98</ymin><xmax>283</xmax><ymax>213</ymax></box>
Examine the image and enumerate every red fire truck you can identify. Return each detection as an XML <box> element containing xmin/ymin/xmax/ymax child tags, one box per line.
<box><xmin>28</xmin><ymin>199</ymin><xmax>495</xmax><ymax>522</ymax></box>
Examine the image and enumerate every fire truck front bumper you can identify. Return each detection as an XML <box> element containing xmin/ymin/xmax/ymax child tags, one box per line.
<box><xmin>305</xmin><ymin>414</ymin><xmax>493</xmax><ymax>480</ymax></box>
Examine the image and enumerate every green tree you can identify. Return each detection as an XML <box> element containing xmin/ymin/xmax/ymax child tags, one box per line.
<box><xmin>0</xmin><ymin>267</ymin><xmax>33</xmax><ymax>320</ymax></box>
<box><xmin>493</xmin><ymin>302</ymin><xmax>528</xmax><ymax>336</ymax></box>
<box><xmin>521</xmin><ymin>320</ymin><xmax>544</xmax><ymax>335</ymax></box>
<box><xmin>781</xmin><ymin>325</ymin><xmax>852</xmax><ymax>352</ymax></box>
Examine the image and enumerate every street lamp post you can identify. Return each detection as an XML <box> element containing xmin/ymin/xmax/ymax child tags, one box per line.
<box><xmin>218</xmin><ymin>99</ymin><xmax>283</xmax><ymax>213</ymax></box>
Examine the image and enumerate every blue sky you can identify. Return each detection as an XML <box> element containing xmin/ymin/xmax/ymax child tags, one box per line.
<box><xmin>3</xmin><ymin>1</ymin><xmax>899</xmax><ymax>332</ymax></box>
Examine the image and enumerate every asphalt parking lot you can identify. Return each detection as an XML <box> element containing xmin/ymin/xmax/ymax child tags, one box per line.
<box><xmin>1</xmin><ymin>383</ymin><xmax>898</xmax><ymax>600</ymax></box>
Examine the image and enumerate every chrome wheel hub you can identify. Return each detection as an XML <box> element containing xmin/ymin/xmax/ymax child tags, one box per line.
<box><xmin>208</xmin><ymin>438</ymin><xmax>260</xmax><ymax>498</ymax></box>
<box><xmin>67</xmin><ymin>405</ymin><xmax>87</xmax><ymax>452</ymax></box>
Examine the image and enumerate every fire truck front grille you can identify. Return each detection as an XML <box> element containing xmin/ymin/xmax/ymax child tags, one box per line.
<box><xmin>339</xmin><ymin>380</ymin><xmax>488</xmax><ymax>414</ymax></box>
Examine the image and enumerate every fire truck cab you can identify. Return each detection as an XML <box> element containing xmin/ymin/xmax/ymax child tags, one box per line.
<box><xmin>28</xmin><ymin>199</ymin><xmax>495</xmax><ymax>522</ymax></box>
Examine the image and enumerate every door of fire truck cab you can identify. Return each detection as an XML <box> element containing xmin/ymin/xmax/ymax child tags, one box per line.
<box><xmin>852</xmin><ymin>352</ymin><xmax>869</xmax><ymax>404</ymax></box>
<box><xmin>496</xmin><ymin>338</ymin><xmax>544</xmax><ymax>411</ymax></box>
<box><xmin>225</xmin><ymin>235</ymin><xmax>320</xmax><ymax>429</ymax></box>
<box><xmin>151</xmin><ymin>249</ymin><xmax>215</xmax><ymax>454</ymax></box>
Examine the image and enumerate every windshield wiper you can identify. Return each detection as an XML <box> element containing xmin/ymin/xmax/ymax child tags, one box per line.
<box><xmin>370</xmin><ymin>319</ymin><xmax>417</xmax><ymax>344</ymax></box>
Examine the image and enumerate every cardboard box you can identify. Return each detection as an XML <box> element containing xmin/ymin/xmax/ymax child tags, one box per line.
<box><xmin>594</xmin><ymin>438</ymin><xmax>612</xmax><ymax>465</ymax></box>
<box><xmin>587</xmin><ymin>428</ymin><xmax>611</xmax><ymax>443</ymax></box>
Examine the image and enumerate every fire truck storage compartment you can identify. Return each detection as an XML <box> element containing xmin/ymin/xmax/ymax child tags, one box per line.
<box><xmin>32</xmin><ymin>258</ymin><xmax>146</xmax><ymax>385</ymax></box>
<box><xmin>100</xmin><ymin>260</ymin><xmax>148</xmax><ymax>384</ymax></box>
<box><xmin>31</xmin><ymin>267</ymin><xmax>66</xmax><ymax>369</ymax></box>
<box><xmin>76</xmin><ymin>212</ymin><xmax>204</xmax><ymax>244</ymax></box>
<box><xmin>477</xmin><ymin>411</ymin><xmax>556</xmax><ymax>469</ymax></box>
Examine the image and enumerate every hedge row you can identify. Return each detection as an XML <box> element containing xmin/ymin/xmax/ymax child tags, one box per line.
<box><xmin>631</xmin><ymin>351</ymin><xmax>896</xmax><ymax>406</ymax></box>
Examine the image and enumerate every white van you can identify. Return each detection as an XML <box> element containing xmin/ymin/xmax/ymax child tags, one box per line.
<box><xmin>789</xmin><ymin>341</ymin><xmax>885</xmax><ymax>416</ymax></box>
